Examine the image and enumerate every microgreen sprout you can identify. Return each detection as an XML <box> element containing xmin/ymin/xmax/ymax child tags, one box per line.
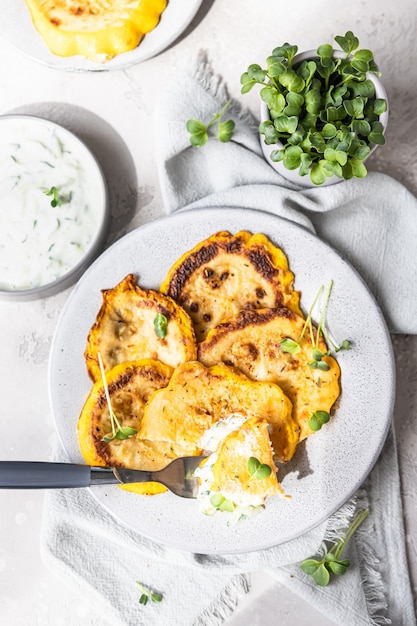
<box><xmin>210</xmin><ymin>493</ymin><xmax>235</xmax><ymax>512</ymax></box>
<box><xmin>279</xmin><ymin>337</ymin><xmax>301</xmax><ymax>354</ymax></box>
<box><xmin>240</xmin><ymin>32</ymin><xmax>387</xmax><ymax>184</ymax></box>
<box><xmin>280</xmin><ymin>280</ymin><xmax>350</xmax><ymax>371</ymax></box>
<box><xmin>98</xmin><ymin>353</ymin><xmax>138</xmax><ymax>443</ymax></box>
<box><xmin>279</xmin><ymin>284</ymin><xmax>324</xmax><ymax>356</ymax></box>
<box><xmin>186</xmin><ymin>100</ymin><xmax>235</xmax><ymax>147</ymax></box>
<box><xmin>321</xmin><ymin>329</ymin><xmax>352</xmax><ymax>353</ymax></box>
<box><xmin>136</xmin><ymin>581</ymin><xmax>163</xmax><ymax>606</ymax></box>
<box><xmin>247</xmin><ymin>456</ymin><xmax>272</xmax><ymax>480</ymax></box>
<box><xmin>300</xmin><ymin>509</ymin><xmax>369</xmax><ymax>585</ymax></box>
<box><xmin>336</xmin><ymin>339</ymin><xmax>351</xmax><ymax>352</ymax></box>
<box><xmin>153</xmin><ymin>313</ymin><xmax>168</xmax><ymax>338</ymax></box>
<box><xmin>314</xmin><ymin>280</ymin><xmax>351</xmax><ymax>355</ymax></box>
<box><xmin>44</xmin><ymin>186</ymin><xmax>64</xmax><ymax>207</ymax></box>
<box><xmin>308</xmin><ymin>410</ymin><xmax>331</xmax><ymax>432</ymax></box>
<box><xmin>308</xmin><ymin>281</ymin><xmax>333</xmax><ymax>370</ymax></box>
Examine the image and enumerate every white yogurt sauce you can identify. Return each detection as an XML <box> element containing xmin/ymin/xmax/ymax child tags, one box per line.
<box><xmin>0</xmin><ymin>116</ymin><xmax>106</xmax><ymax>291</ymax></box>
<box><xmin>195</xmin><ymin>413</ymin><xmax>267</xmax><ymax>522</ymax></box>
<box><xmin>199</xmin><ymin>413</ymin><xmax>248</xmax><ymax>452</ymax></box>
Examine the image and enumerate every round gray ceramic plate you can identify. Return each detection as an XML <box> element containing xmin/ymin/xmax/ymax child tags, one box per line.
<box><xmin>0</xmin><ymin>0</ymin><xmax>203</xmax><ymax>72</ymax></box>
<box><xmin>49</xmin><ymin>208</ymin><xmax>395</xmax><ymax>554</ymax></box>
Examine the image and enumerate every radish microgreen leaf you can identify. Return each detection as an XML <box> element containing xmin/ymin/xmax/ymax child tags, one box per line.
<box><xmin>280</xmin><ymin>280</ymin><xmax>350</xmax><ymax>371</ymax></box>
<box><xmin>136</xmin><ymin>581</ymin><xmax>163</xmax><ymax>605</ymax></box>
<box><xmin>247</xmin><ymin>457</ymin><xmax>272</xmax><ymax>480</ymax></box>
<box><xmin>308</xmin><ymin>410</ymin><xmax>331</xmax><ymax>431</ymax></box>
<box><xmin>279</xmin><ymin>337</ymin><xmax>301</xmax><ymax>354</ymax></box>
<box><xmin>241</xmin><ymin>31</ymin><xmax>386</xmax><ymax>184</ymax></box>
<box><xmin>279</xmin><ymin>284</ymin><xmax>323</xmax><ymax>356</ymax></box>
<box><xmin>210</xmin><ymin>493</ymin><xmax>235</xmax><ymax>512</ymax></box>
<box><xmin>300</xmin><ymin>509</ymin><xmax>369</xmax><ymax>585</ymax></box>
<box><xmin>44</xmin><ymin>186</ymin><xmax>64</xmax><ymax>207</ymax></box>
<box><xmin>154</xmin><ymin>313</ymin><xmax>168</xmax><ymax>338</ymax></box>
<box><xmin>187</xmin><ymin>100</ymin><xmax>235</xmax><ymax>147</ymax></box>
<box><xmin>98</xmin><ymin>352</ymin><xmax>138</xmax><ymax>442</ymax></box>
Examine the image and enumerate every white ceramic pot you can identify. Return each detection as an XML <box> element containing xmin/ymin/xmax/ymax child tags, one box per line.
<box><xmin>260</xmin><ymin>49</ymin><xmax>389</xmax><ymax>187</ymax></box>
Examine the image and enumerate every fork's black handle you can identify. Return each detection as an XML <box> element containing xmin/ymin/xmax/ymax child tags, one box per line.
<box><xmin>0</xmin><ymin>461</ymin><xmax>117</xmax><ymax>489</ymax></box>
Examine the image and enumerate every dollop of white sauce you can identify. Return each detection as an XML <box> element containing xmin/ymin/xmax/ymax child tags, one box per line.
<box><xmin>195</xmin><ymin>413</ymin><xmax>267</xmax><ymax>522</ymax></box>
<box><xmin>199</xmin><ymin>413</ymin><xmax>248</xmax><ymax>452</ymax></box>
<box><xmin>0</xmin><ymin>116</ymin><xmax>106</xmax><ymax>291</ymax></box>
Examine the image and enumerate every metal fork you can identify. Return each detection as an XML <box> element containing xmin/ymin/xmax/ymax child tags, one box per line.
<box><xmin>0</xmin><ymin>456</ymin><xmax>207</xmax><ymax>499</ymax></box>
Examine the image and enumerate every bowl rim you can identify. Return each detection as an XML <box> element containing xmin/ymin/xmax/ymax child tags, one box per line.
<box><xmin>0</xmin><ymin>114</ymin><xmax>110</xmax><ymax>301</ymax></box>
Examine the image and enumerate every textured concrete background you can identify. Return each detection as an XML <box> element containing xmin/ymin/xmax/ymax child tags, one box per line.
<box><xmin>0</xmin><ymin>1</ymin><xmax>416</xmax><ymax>623</ymax></box>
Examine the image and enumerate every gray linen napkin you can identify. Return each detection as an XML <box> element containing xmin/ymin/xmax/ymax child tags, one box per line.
<box><xmin>156</xmin><ymin>53</ymin><xmax>417</xmax><ymax>335</ymax></box>
<box><xmin>41</xmin><ymin>53</ymin><xmax>417</xmax><ymax>625</ymax></box>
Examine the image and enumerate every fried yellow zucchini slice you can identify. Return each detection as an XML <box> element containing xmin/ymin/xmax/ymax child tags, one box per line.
<box><xmin>138</xmin><ymin>361</ymin><xmax>299</xmax><ymax>463</ymax></box>
<box><xmin>209</xmin><ymin>416</ymin><xmax>284</xmax><ymax>506</ymax></box>
<box><xmin>24</xmin><ymin>0</ymin><xmax>167</xmax><ymax>62</ymax></box>
<box><xmin>85</xmin><ymin>274</ymin><xmax>197</xmax><ymax>382</ymax></box>
<box><xmin>198</xmin><ymin>307</ymin><xmax>340</xmax><ymax>440</ymax></box>
<box><xmin>77</xmin><ymin>358</ymin><xmax>177</xmax><ymax>495</ymax></box>
<box><xmin>160</xmin><ymin>231</ymin><xmax>302</xmax><ymax>342</ymax></box>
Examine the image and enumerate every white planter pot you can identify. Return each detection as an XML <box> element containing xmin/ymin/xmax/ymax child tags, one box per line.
<box><xmin>260</xmin><ymin>49</ymin><xmax>389</xmax><ymax>187</ymax></box>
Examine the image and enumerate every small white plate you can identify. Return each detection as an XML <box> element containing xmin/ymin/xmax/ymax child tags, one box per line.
<box><xmin>0</xmin><ymin>0</ymin><xmax>203</xmax><ymax>72</ymax></box>
<box><xmin>49</xmin><ymin>208</ymin><xmax>394</xmax><ymax>554</ymax></box>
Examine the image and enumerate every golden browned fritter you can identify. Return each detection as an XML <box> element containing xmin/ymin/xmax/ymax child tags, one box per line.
<box><xmin>85</xmin><ymin>274</ymin><xmax>197</xmax><ymax>382</ymax></box>
<box><xmin>160</xmin><ymin>231</ymin><xmax>302</xmax><ymax>341</ymax></box>
<box><xmin>138</xmin><ymin>361</ymin><xmax>299</xmax><ymax>463</ymax></box>
<box><xmin>198</xmin><ymin>307</ymin><xmax>340</xmax><ymax>439</ymax></box>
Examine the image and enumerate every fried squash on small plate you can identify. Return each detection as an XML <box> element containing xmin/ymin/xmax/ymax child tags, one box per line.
<box><xmin>78</xmin><ymin>358</ymin><xmax>182</xmax><ymax>495</ymax></box>
<box><xmin>209</xmin><ymin>416</ymin><xmax>284</xmax><ymax>506</ymax></box>
<box><xmin>198</xmin><ymin>307</ymin><xmax>340</xmax><ymax>440</ymax></box>
<box><xmin>160</xmin><ymin>231</ymin><xmax>302</xmax><ymax>342</ymax></box>
<box><xmin>85</xmin><ymin>274</ymin><xmax>197</xmax><ymax>382</ymax></box>
<box><xmin>138</xmin><ymin>361</ymin><xmax>299</xmax><ymax>463</ymax></box>
<box><xmin>24</xmin><ymin>0</ymin><xmax>168</xmax><ymax>62</ymax></box>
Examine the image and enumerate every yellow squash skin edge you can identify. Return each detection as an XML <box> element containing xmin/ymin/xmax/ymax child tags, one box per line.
<box><xmin>249</xmin><ymin>232</ymin><xmax>303</xmax><ymax>317</ymax></box>
<box><xmin>77</xmin><ymin>359</ymin><xmax>171</xmax><ymax>495</ymax></box>
<box><xmin>117</xmin><ymin>482</ymin><xmax>166</xmax><ymax>496</ymax></box>
<box><xmin>24</xmin><ymin>0</ymin><xmax>168</xmax><ymax>61</ymax></box>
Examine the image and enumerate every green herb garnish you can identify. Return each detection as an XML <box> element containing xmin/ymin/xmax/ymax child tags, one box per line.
<box><xmin>279</xmin><ymin>337</ymin><xmax>301</xmax><ymax>355</ymax></box>
<box><xmin>300</xmin><ymin>509</ymin><xmax>369</xmax><ymax>585</ymax></box>
<box><xmin>307</xmin><ymin>281</ymin><xmax>333</xmax><ymax>370</ymax></box>
<box><xmin>136</xmin><ymin>581</ymin><xmax>163</xmax><ymax>605</ymax></box>
<box><xmin>308</xmin><ymin>410</ymin><xmax>331</xmax><ymax>432</ymax></box>
<box><xmin>210</xmin><ymin>493</ymin><xmax>235</xmax><ymax>512</ymax></box>
<box><xmin>247</xmin><ymin>456</ymin><xmax>272</xmax><ymax>480</ymax></box>
<box><xmin>98</xmin><ymin>353</ymin><xmax>138</xmax><ymax>443</ymax></box>
<box><xmin>240</xmin><ymin>32</ymin><xmax>386</xmax><ymax>185</ymax></box>
<box><xmin>315</xmin><ymin>280</ymin><xmax>352</xmax><ymax>355</ymax></box>
<box><xmin>153</xmin><ymin>313</ymin><xmax>168</xmax><ymax>338</ymax></box>
<box><xmin>336</xmin><ymin>339</ymin><xmax>351</xmax><ymax>352</ymax></box>
<box><xmin>279</xmin><ymin>284</ymin><xmax>324</xmax><ymax>357</ymax></box>
<box><xmin>280</xmin><ymin>280</ymin><xmax>350</xmax><ymax>369</ymax></box>
<box><xmin>186</xmin><ymin>100</ymin><xmax>235</xmax><ymax>147</ymax></box>
<box><xmin>44</xmin><ymin>186</ymin><xmax>64</xmax><ymax>207</ymax></box>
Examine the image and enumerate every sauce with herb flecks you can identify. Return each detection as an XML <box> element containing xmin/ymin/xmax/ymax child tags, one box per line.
<box><xmin>0</xmin><ymin>116</ymin><xmax>106</xmax><ymax>291</ymax></box>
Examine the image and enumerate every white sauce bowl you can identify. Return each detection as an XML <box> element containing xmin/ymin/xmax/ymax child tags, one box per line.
<box><xmin>0</xmin><ymin>114</ymin><xmax>109</xmax><ymax>300</ymax></box>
